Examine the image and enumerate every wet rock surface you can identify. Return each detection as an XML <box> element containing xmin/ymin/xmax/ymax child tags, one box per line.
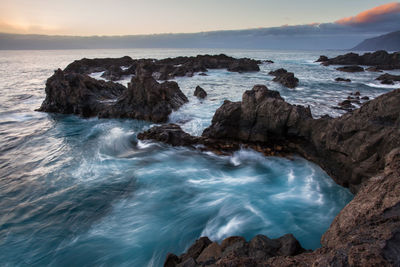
<box><xmin>193</xmin><ymin>86</ymin><xmax>207</xmax><ymax>99</ymax></box>
<box><xmin>268</xmin><ymin>68</ymin><xmax>299</xmax><ymax>88</ymax></box>
<box><xmin>332</xmin><ymin>91</ymin><xmax>370</xmax><ymax>112</ymax></box>
<box><xmin>38</xmin><ymin>65</ymin><xmax>189</xmax><ymax>123</ymax></box>
<box><xmin>335</xmin><ymin>77</ymin><xmax>351</xmax><ymax>82</ymax></box>
<box><xmin>164</xmin><ymin>234</ymin><xmax>306</xmax><ymax>267</ymax></box>
<box><xmin>376</xmin><ymin>73</ymin><xmax>400</xmax><ymax>85</ymax></box>
<box><xmin>36</xmin><ymin>69</ymin><xmax>127</xmax><ymax>117</ymax></box>
<box><xmin>336</xmin><ymin>65</ymin><xmax>364</xmax><ymax>73</ymax></box>
<box><xmin>317</xmin><ymin>50</ymin><xmax>400</xmax><ymax>70</ymax></box>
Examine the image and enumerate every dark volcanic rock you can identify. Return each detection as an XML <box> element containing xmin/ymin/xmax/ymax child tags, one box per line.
<box><xmin>36</xmin><ymin>69</ymin><xmax>126</xmax><ymax>117</ymax></box>
<box><xmin>318</xmin><ymin>50</ymin><xmax>400</xmax><ymax>70</ymax></box>
<box><xmin>164</xmin><ymin>233</ymin><xmax>306</xmax><ymax>267</ymax></box>
<box><xmin>64</xmin><ymin>54</ymin><xmax>262</xmax><ymax>83</ymax></box>
<box><xmin>337</xmin><ymin>99</ymin><xmax>355</xmax><ymax>110</ymax></box>
<box><xmin>64</xmin><ymin>56</ymin><xmax>135</xmax><ymax>75</ymax></box>
<box><xmin>38</xmin><ymin>67</ymin><xmax>188</xmax><ymax>123</ymax></box>
<box><xmin>366</xmin><ymin>66</ymin><xmax>383</xmax><ymax>72</ymax></box>
<box><xmin>316</xmin><ymin>55</ymin><xmax>329</xmax><ymax>62</ymax></box>
<box><xmin>376</xmin><ymin>73</ymin><xmax>400</xmax><ymax>85</ymax></box>
<box><xmin>137</xmin><ymin>124</ymin><xmax>199</xmax><ymax>146</ymax></box>
<box><xmin>335</xmin><ymin>77</ymin><xmax>351</xmax><ymax>82</ymax></box>
<box><xmin>269</xmin><ymin>68</ymin><xmax>299</xmax><ymax>88</ymax></box>
<box><xmin>203</xmin><ymin>85</ymin><xmax>310</xmax><ymax>143</ymax></box>
<box><xmin>100</xmin><ymin>66</ymin><xmax>188</xmax><ymax>122</ymax></box>
<box><xmin>336</xmin><ymin>65</ymin><xmax>364</xmax><ymax>72</ymax></box>
<box><xmin>227</xmin><ymin>58</ymin><xmax>260</xmax><ymax>72</ymax></box>
<box><xmin>193</xmin><ymin>86</ymin><xmax>207</xmax><ymax>99</ymax></box>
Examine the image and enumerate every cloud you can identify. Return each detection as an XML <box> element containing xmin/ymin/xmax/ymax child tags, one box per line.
<box><xmin>0</xmin><ymin>20</ymin><xmax>62</xmax><ymax>34</ymax></box>
<box><xmin>336</xmin><ymin>2</ymin><xmax>400</xmax><ymax>25</ymax></box>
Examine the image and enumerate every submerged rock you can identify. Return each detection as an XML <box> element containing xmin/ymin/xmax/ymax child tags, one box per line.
<box><xmin>335</xmin><ymin>77</ymin><xmax>351</xmax><ymax>82</ymax></box>
<box><xmin>193</xmin><ymin>86</ymin><xmax>207</xmax><ymax>99</ymax></box>
<box><xmin>376</xmin><ymin>73</ymin><xmax>400</xmax><ymax>85</ymax></box>
<box><xmin>268</xmin><ymin>68</ymin><xmax>299</xmax><ymax>88</ymax></box>
<box><xmin>317</xmin><ymin>50</ymin><xmax>400</xmax><ymax>70</ymax></box>
<box><xmin>336</xmin><ymin>65</ymin><xmax>364</xmax><ymax>73</ymax></box>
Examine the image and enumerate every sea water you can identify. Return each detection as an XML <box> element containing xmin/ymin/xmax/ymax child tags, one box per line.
<box><xmin>0</xmin><ymin>49</ymin><xmax>397</xmax><ymax>266</ymax></box>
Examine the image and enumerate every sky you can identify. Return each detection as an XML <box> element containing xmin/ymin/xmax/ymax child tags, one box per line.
<box><xmin>0</xmin><ymin>0</ymin><xmax>398</xmax><ymax>36</ymax></box>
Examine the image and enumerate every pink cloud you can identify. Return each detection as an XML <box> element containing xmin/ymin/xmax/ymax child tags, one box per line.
<box><xmin>336</xmin><ymin>2</ymin><xmax>400</xmax><ymax>25</ymax></box>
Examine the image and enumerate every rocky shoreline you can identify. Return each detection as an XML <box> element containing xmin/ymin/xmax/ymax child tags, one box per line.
<box><xmin>37</xmin><ymin>53</ymin><xmax>400</xmax><ymax>266</ymax></box>
<box><xmin>139</xmin><ymin>86</ymin><xmax>400</xmax><ymax>266</ymax></box>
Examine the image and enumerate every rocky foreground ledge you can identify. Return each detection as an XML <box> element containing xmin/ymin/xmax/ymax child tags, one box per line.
<box><xmin>138</xmin><ymin>86</ymin><xmax>400</xmax><ymax>266</ymax></box>
<box><xmin>37</xmin><ymin>54</ymin><xmax>263</xmax><ymax>123</ymax></box>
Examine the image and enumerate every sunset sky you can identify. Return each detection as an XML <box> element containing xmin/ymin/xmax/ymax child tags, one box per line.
<box><xmin>0</xmin><ymin>0</ymin><xmax>398</xmax><ymax>36</ymax></box>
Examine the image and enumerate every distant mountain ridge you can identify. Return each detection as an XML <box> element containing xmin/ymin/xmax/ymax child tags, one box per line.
<box><xmin>0</xmin><ymin>26</ymin><xmax>379</xmax><ymax>51</ymax></box>
<box><xmin>352</xmin><ymin>30</ymin><xmax>400</xmax><ymax>51</ymax></box>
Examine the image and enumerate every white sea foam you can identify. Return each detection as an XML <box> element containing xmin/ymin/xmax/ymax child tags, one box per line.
<box><xmin>365</xmin><ymin>82</ymin><xmax>400</xmax><ymax>89</ymax></box>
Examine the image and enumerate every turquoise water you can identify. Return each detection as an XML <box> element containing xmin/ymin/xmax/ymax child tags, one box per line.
<box><xmin>0</xmin><ymin>49</ymin><xmax>397</xmax><ymax>266</ymax></box>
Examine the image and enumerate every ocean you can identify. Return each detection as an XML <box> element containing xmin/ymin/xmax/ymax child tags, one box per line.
<box><xmin>0</xmin><ymin>48</ymin><xmax>397</xmax><ymax>266</ymax></box>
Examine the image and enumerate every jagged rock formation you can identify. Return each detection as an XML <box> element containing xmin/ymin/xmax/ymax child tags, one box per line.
<box><xmin>317</xmin><ymin>50</ymin><xmax>400</xmax><ymax>70</ymax></box>
<box><xmin>165</xmin><ymin>234</ymin><xmax>306</xmax><ymax>267</ymax></box>
<box><xmin>268</xmin><ymin>68</ymin><xmax>299</xmax><ymax>88</ymax></box>
<box><xmin>143</xmin><ymin>86</ymin><xmax>400</xmax><ymax>266</ymax></box>
<box><xmin>36</xmin><ymin>69</ymin><xmax>127</xmax><ymax>117</ymax></box>
<box><xmin>63</xmin><ymin>54</ymin><xmax>262</xmax><ymax>81</ymax></box>
<box><xmin>37</xmin><ymin>64</ymin><xmax>188</xmax><ymax>123</ymax></box>
<box><xmin>194</xmin><ymin>86</ymin><xmax>207</xmax><ymax>99</ymax></box>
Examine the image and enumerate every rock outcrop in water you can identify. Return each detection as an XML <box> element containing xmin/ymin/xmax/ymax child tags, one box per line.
<box><xmin>268</xmin><ymin>68</ymin><xmax>299</xmax><ymax>88</ymax></box>
<box><xmin>36</xmin><ymin>69</ymin><xmax>127</xmax><ymax>117</ymax></box>
<box><xmin>317</xmin><ymin>50</ymin><xmax>400</xmax><ymax>70</ymax></box>
<box><xmin>336</xmin><ymin>66</ymin><xmax>364</xmax><ymax>73</ymax></box>
<box><xmin>63</xmin><ymin>54</ymin><xmax>262</xmax><ymax>81</ymax></box>
<box><xmin>38</xmin><ymin>65</ymin><xmax>188</xmax><ymax>123</ymax></box>
<box><xmin>145</xmin><ymin>86</ymin><xmax>400</xmax><ymax>266</ymax></box>
<box><xmin>376</xmin><ymin>73</ymin><xmax>400</xmax><ymax>85</ymax></box>
<box><xmin>194</xmin><ymin>86</ymin><xmax>207</xmax><ymax>99</ymax></box>
<box><xmin>335</xmin><ymin>77</ymin><xmax>351</xmax><ymax>82</ymax></box>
